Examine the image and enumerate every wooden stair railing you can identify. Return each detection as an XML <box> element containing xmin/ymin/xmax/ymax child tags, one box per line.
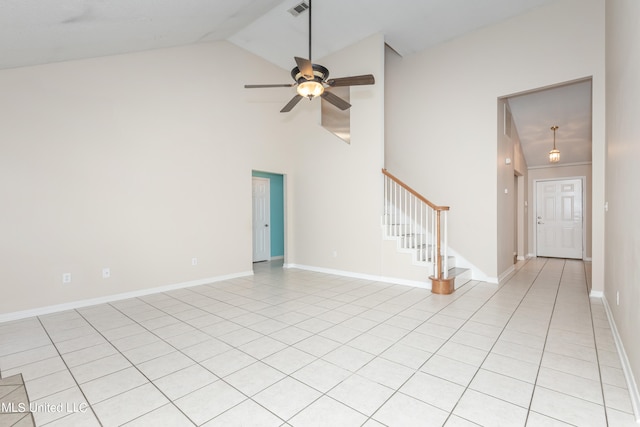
<box><xmin>382</xmin><ymin>168</ymin><xmax>455</xmax><ymax>294</ymax></box>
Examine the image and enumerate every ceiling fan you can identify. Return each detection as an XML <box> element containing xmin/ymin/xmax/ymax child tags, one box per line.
<box><xmin>244</xmin><ymin>0</ymin><xmax>375</xmax><ymax>113</ymax></box>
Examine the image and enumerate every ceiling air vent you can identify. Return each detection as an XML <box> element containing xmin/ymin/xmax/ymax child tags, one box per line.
<box><xmin>288</xmin><ymin>2</ymin><xmax>309</xmax><ymax>17</ymax></box>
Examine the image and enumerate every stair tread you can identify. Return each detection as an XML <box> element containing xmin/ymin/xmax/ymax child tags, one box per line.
<box><xmin>447</xmin><ymin>267</ymin><xmax>469</xmax><ymax>277</ymax></box>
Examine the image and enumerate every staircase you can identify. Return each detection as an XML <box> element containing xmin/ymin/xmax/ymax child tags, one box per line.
<box><xmin>381</xmin><ymin>169</ymin><xmax>471</xmax><ymax>293</ymax></box>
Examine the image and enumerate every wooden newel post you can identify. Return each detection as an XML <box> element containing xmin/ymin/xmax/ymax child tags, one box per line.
<box><xmin>430</xmin><ymin>208</ymin><xmax>455</xmax><ymax>294</ymax></box>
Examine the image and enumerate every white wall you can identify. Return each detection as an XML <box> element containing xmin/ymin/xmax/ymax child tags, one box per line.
<box><xmin>497</xmin><ymin>99</ymin><xmax>528</xmax><ymax>279</ymax></box>
<box><xmin>0</xmin><ymin>42</ymin><xmax>297</xmax><ymax>315</ymax></box>
<box><xmin>605</xmin><ymin>0</ymin><xmax>640</xmax><ymax>415</ymax></box>
<box><xmin>385</xmin><ymin>0</ymin><xmax>605</xmax><ymax>282</ymax></box>
<box><xmin>287</xmin><ymin>34</ymin><xmax>386</xmax><ymax>276</ymax></box>
<box><xmin>513</xmin><ymin>128</ymin><xmax>529</xmax><ymax>261</ymax></box>
<box><xmin>0</xmin><ymin>35</ymin><xmax>388</xmax><ymax>318</ymax></box>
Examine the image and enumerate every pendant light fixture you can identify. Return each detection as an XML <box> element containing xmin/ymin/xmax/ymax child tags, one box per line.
<box><xmin>549</xmin><ymin>125</ymin><xmax>560</xmax><ymax>163</ymax></box>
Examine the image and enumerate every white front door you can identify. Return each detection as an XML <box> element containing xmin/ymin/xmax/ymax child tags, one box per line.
<box><xmin>252</xmin><ymin>177</ymin><xmax>271</xmax><ymax>262</ymax></box>
<box><xmin>536</xmin><ymin>179</ymin><xmax>583</xmax><ymax>259</ymax></box>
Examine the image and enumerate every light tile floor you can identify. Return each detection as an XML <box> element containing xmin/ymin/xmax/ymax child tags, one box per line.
<box><xmin>0</xmin><ymin>258</ymin><xmax>637</xmax><ymax>426</ymax></box>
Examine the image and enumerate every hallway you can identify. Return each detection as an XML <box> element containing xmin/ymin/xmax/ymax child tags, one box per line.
<box><xmin>0</xmin><ymin>258</ymin><xmax>636</xmax><ymax>426</ymax></box>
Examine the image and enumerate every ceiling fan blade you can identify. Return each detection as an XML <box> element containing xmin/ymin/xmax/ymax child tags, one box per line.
<box><xmin>245</xmin><ymin>84</ymin><xmax>294</xmax><ymax>88</ymax></box>
<box><xmin>321</xmin><ymin>91</ymin><xmax>351</xmax><ymax>111</ymax></box>
<box><xmin>280</xmin><ymin>95</ymin><xmax>304</xmax><ymax>113</ymax></box>
<box><xmin>326</xmin><ymin>74</ymin><xmax>375</xmax><ymax>87</ymax></box>
<box><xmin>295</xmin><ymin>56</ymin><xmax>314</xmax><ymax>80</ymax></box>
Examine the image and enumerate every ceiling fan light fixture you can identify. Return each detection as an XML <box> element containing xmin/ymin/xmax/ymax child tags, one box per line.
<box><xmin>297</xmin><ymin>80</ymin><xmax>324</xmax><ymax>98</ymax></box>
<box><xmin>243</xmin><ymin>0</ymin><xmax>374</xmax><ymax>113</ymax></box>
<box><xmin>548</xmin><ymin>125</ymin><xmax>560</xmax><ymax>163</ymax></box>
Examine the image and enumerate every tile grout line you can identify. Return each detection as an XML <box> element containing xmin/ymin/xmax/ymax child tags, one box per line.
<box><xmin>100</xmin><ymin>293</ymin><xmax>315</xmax><ymax>425</ymax></box>
<box><xmin>204</xmin><ymin>270</ymin><xmax>417</xmax><ymax>425</ymax></box>
<box><xmin>277</xmin><ymin>282</ymin><xmax>487</xmax><ymax>424</ymax></box>
<box><xmin>88</xmin><ymin>300</ymin><xmax>239</xmax><ymax>426</ymax></box>
<box><xmin>33</xmin><ymin>315</ymin><xmax>104</xmax><ymax>427</ymax></box>
<box><xmin>107</xmin><ymin>268</ymin><xmax>475</xmax><ymax>424</ymax></box>
<box><xmin>0</xmin><ymin>373</ymin><xmax>36</xmax><ymax>427</ymax></box>
<box><xmin>73</xmin><ymin>303</ymin><xmax>212</xmax><ymax>426</ymax></box>
<box><xmin>126</xmin><ymin>282</ymin><xmax>342</xmax><ymax>424</ymax></box>
<box><xmin>235</xmin><ymin>278</ymin><xmax>478</xmax><ymax>424</ymax></box>
<box><xmin>3</xmin><ymin>261</ymin><xmax>625</xmax><ymax>426</ymax></box>
<box><xmin>443</xmin><ymin>258</ymin><xmax>556</xmax><ymax>426</ymax></box>
<box><xmin>527</xmin><ymin>261</ymin><xmax>614</xmax><ymax>424</ymax></box>
<box><xmin>522</xmin><ymin>259</ymin><xmax>565</xmax><ymax>426</ymax></box>
<box><xmin>215</xmin><ymin>272</ymin><xmax>482</xmax><ymax>424</ymax></box>
<box><xmin>363</xmin><ymin>259</ymin><xmax>546</xmax><ymax>426</ymax></box>
<box><xmin>268</xmin><ymin>282</ymin><xmax>484</xmax><ymax>425</ymax></box>
<box><xmin>0</xmin><ymin>342</ymin><xmax>54</xmax><ymax>378</ymax></box>
<box><xmin>585</xmin><ymin>260</ymin><xmax>611</xmax><ymax>426</ymax></box>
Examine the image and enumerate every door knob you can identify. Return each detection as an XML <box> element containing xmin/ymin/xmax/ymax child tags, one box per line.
<box><xmin>537</xmin><ymin>221</ymin><xmax>544</xmax><ymax>224</ymax></box>
<box><xmin>537</xmin><ymin>216</ymin><xmax>542</xmax><ymax>219</ymax></box>
<box><xmin>265</xmin><ymin>224</ymin><xmax>269</xmax><ymax>227</ymax></box>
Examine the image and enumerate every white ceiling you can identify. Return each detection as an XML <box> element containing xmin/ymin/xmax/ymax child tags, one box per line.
<box><xmin>0</xmin><ymin>0</ymin><xmax>559</xmax><ymax>71</ymax></box>
<box><xmin>0</xmin><ymin>0</ymin><xmax>591</xmax><ymax>167</ymax></box>
<box><xmin>508</xmin><ymin>80</ymin><xmax>592</xmax><ymax>168</ymax></box>
<box><xmin>227</xmin><ymin>0</ymin><xmax>559</xmax><ymax>70</ymax></box>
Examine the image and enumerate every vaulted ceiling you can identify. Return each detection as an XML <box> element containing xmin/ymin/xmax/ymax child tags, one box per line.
<box><xmin>508</xmin><ymin>80</ymin><xmax>592</xmax><ymax>168</ymax></box>
<box><xmin>1</xmin><ymin>0</ymin><xmax>591</xmax><ymax>167</ymax></box>
<box><xmin>0</xmin><ymin>0</ymin><xmax>559</xmax><ymax>70</ymax></box>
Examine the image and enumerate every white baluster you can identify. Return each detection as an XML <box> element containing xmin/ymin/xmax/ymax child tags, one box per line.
<box><xmin>408</xmin><ymin>193</ymin><xmax>412</xmax><ymax>250</ymax></box>
<box><xmin>431</xmin><ymin>209</ymin><xmax>435</xmax><ymax>273</ymax></box>
<box><xmin>393</xmin><ymin>182</ymin><xmax>398</xmax><ymax>237</ymax></box>
<box><xmin>382</xmin><ymin>171</ymin><xmax>452</xmax><ymax>282</ymax></box>
<box><xmin>390</xmin><ymin>180</ymin><xmax>394</xmax><ymax>236</ymax></box>
<box><xmin>383</xmin><ymin>175</ymin><xmax>389</xmax><ymax>236</ymax></box>
<box><xmin>405</xmin><ymin>190</ymin><xmax>409</xmax><ymax>249</ymax></box>
<box><xmin>420</xmin><ymin>201</ymin><xmax>424</xmax><ymax>262</ymax></box>
<box><xmin>413</xmin><ymin>195</ymin><xmax>416</xmax><ymax>252</ymax></box>
<box><xmin>400</xmin><ymin>189</ymin><xmax>406</xmax><ymax>248</ymax></box>
<box><xmin>443</xmin><ymin>211</ymin><xmax>448</xmax><ymax>278</ymax></box>
<box><xmin>404</xmin><ymin>190</ymin><xmax>411</xmax><ymax>248</ymax></box>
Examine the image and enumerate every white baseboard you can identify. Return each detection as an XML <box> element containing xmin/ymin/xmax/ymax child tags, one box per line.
<box><xmin>471</xmin><ymin>271</ymin><xmax>498</xmax><ymax>284</ymax></box>
<box><xmin>498</xmin><ymin>265</ymin><xmax>516</xmax><ymax>284</ymax></box>
<box><xmin>0</xmin><ymin>271</ymin><xmax>254</xmax><ymax>324</ymax></box>
<box><xmin>602</xmin><ymin>295</ymin><xmax>640</xmax><ymax>423</ymax></box>
<box><xmin>270</xmin><ymin>256</ymin><xmax>284</xmax><ymax>261</ymax></box>
<box><xmin>589</xmin><ymin>290</ymin><xmax>604</xmax><ymax>298</ymax></box>
<box><xmin>283</xmin><ymin>263</ymin><xmax>431</xmax><ymax>289</ymax></box>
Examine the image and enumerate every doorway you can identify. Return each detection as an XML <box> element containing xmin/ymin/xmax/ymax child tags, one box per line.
<box><xmin>252</xmin><ymin>177</ymin><xmax>270</xmax><ymax>262</ymax></box>
<box><xmin>535</xmin><ymin>178</ymin><xmax>584</xmax><ymax>259</ymax></box>
<box><xmin>251</xmin><ymin>171</ymin><xmax>285</xmax><ymax>263</ymax></box>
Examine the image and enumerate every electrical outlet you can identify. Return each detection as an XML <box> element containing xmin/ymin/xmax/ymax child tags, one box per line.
<box><xmin>62</xmin><ymin>273</ymin><xmax>71</xmax><ymax>284</ymax></box>
<box><xmin>102</xmin><ymin>268</ymin><xmax>110</xmax><ymax>279</ymax></box>
<box><xmin>332</xmin><ymin>251</ymin><xmax>338</xmax><ymax>258</ymax></box>
<box><xmin>191</xmin><ymin>258</ymin><xmax>198</xmax><ymax>266</ymax></box>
